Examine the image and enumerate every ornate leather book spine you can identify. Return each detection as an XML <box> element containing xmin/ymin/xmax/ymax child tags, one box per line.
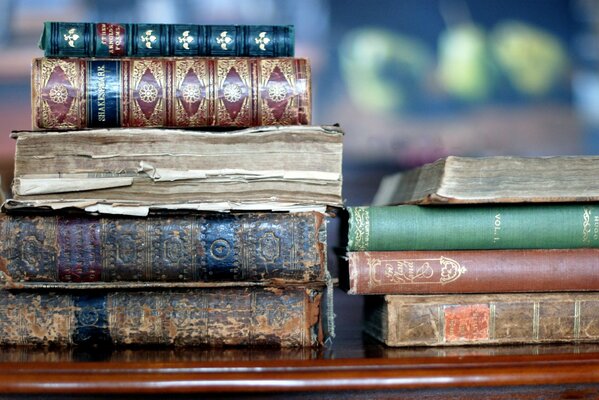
<box><xmin>0</xmin><ymin>212</ymin><xmax>325</xmax><ymax>284</ymax></box>
<box><xmin>32</xmin><ymin>57</ymin><xmax>311</xmax><ymax>129</ymax></box>
<box><xmin>348</xmin><ymin>205</ymin><xmax>599</xmax><ymax>251</ymax></box>
<box><xmin>365</xmin><ymin>292</ymin><xmax>599</xmax><ymax>347</ymax></box>
<box><xmin>40</xmin><ymin>22</ymin><xmax>295</xmax><ymax>57</ymax></box>
<box><xmin>0</xmin><ymin>286</ymin><xmax>324</xmax><ymax>347</ymax></box>
<box><xmin>347</xmin><ymin>249</ymin><xmax>599</xmax><ymax>294</ymax></box>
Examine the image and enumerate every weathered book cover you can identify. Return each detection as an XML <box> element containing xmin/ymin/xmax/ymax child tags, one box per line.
<box><xmin>32</xmin><ymin>57</ymin><xmax>310</xmax><ymax>129</ymax></box>
<box><xmin>347</xmin><ymin>249</ymin><xmax>599</xmax><ymax>294</ymax></box>
<box><xmin>348</xmin><ymin>205</ymin><xmax>599</xmax><ymax>251</ymax></box>
<box><xmin>0</xmin><ymin>212</ymin><xmax>326</xmax><ymax>284</ymax></box>
<box><xmin>40</xmin><ymin>22</ymin><xmax>294</xmax><ymax>57</ymax></box>
<box><xmin>9</xmin><ymin>125</ymin><xmax>343</xmax><ymax>214</ymax></box>
<box><xmin>0</xmin><ymin>286</ymin><xmax>324</xmax><ymax>347</ymax></box>
<box><xmin>365</xmin><ymin>292</ymin><xmax>599</xmax><ymax>347</ymax></box>
<box><xmin>373</xmin><ymin>156</ymin><xmax>599</xmax><ymax>205</ymax></box>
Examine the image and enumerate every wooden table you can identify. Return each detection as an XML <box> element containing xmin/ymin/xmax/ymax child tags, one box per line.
<box><xmin>1</xmin><ymin>289</ymin><xmax>599</xmax><ymax>399</ymax></box>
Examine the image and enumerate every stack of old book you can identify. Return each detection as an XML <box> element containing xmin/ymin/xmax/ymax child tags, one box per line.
<box><xmin>345</xmin><ymin>156</ymin><xmax>599</xmax><ymax>347</ymax></box>
<box><xmin>0</xmin><ymin>22</ymin><xmax>343</xmax><ymax>347</ymax></box>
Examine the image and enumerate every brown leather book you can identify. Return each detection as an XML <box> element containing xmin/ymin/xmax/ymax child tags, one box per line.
<box><xmin>347</xmin><ymin>249</ymin><xmax>599</xmax><ymax>294</ymax></box>
<box><xmin>32</xmin><ymin>57</ymin><xmax>310</xmax><ymax>129</ymax></box>
<box><xmin>0</xmin><ymin>286</ymin><xmax>324</xmax><ymax>347</ymax></box>
<box><xmin>365</xmin><ymin>292</ymin><xmax>599</xmax><ymax>346</ymax></box>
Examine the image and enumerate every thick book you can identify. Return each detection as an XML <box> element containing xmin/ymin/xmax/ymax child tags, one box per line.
<box><xmin>346</xmin><ymin>249</ymin><xmax>599</xmax><ymax>294</ymax></box>
<box><xmin>8</xmin><ymin>125</ymin><xmax>343</xmax><ymax>214</ymax></box>
<box><xmin>32</xmin><ymin>57</ymin><xmax>310</xmax><ymax>129</ymax></box>
<box><xmin>347</xmin><ymin>204</ymin><xmax>599</xmax><ymax>251</ymax></box>
<box><xmin>0</xmin><ymin>286</ymin><xmax>324</xmax><ymax>347</ymax></box>
<box><xmin>373</xmin><ymin>156</ymin><xmax>599</xmax><ymax>206</ymax></box>
<box><xmin>40</xmin><ymin>22</ymin><xmax>294</xmax><ymax>57</ymax></box>
<box><xmin>365</xmin><ymin>292</ymin><xmax>599</xmax><ymax>347</ymax></box>
<box><xmin>0</xmin><ymin>212</ymin><xmax>325</xmax><ymax>285</ymax></box>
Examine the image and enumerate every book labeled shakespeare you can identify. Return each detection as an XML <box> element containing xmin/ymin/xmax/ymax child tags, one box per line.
<box><xmin>346</xmin><ymin>249</ymin><xmax>599</xmax><ymax>294</ymax></box>
<box><xmin>365</xmin><ymin>293</ymin><xmax>599</xmax><ymax>347</ymax></box>
<box><xmin>32</xmin><ymin>57</ymin><xmax>310</xmax><ymax>129</ymax></box>
<box><xmin>0</xmin><ymin>212</ymin><xmax>326</xmax><ymax>285</ymax></box>
<box><xmin>374</xmin><ymin>156</ymin><xmax>599</xmax><ymax>205</ymax></box>
<box><xmin>0</xmin><ymin>286</ymin><xmax>324</xmax><ymax>347</ymax></box>
<box><xmin>8</xmin><ymin>125</ymin><xmax>343</xmax><ymax>214</ymax></box>
<box><xmin>40</xmin><ymin>22</ymin><xmax>295</xmax><ymax>57</ymax></box>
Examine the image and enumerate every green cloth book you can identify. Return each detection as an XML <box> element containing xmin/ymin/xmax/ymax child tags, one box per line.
<box><xmin>348</xmin><ymin>204</ymin><xmax>599</xmax><ymax>251</ymax></box>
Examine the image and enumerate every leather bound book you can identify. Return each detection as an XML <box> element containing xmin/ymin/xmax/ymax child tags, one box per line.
<box><xmin>0</xmin><ymin>286</ymin><xmax>324</xmax><ymax>347</ymax></box>
<box><xmin>347</xmin><ymin>249</ymin><xmax>599</xmax><ymax>294</ymax></box>
<box><xmin>0</xmin><ymin>212</ymin><xmax>326</xmax><ymax>284</ymax></box>
<box><xmin>32</xmin><ymin>57</ymin><xmax>310</xmax><ymax>129</ymax></box>
<box><xmin>39</xmin><ymin>22</ymin><xmax>294</xmax><ymax>57</ymax></box>
<box><xmin>365</xmin><ymin>292</ymin><xmax>599</xmax><ymax>347</ymax></box>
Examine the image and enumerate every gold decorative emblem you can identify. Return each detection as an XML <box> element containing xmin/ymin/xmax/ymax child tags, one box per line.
<box><xmin>178</xmin><ymin>30</ymin><xmax>194</xmax><ymax>50</ymax></box>
<box><xmin>63</xmin><ymin>28</ymin><xmax>80</xmax><ymax>47</ymax></box>
<box><xmin>350</xmin><ymin>207</ymin><xmax>370</xmax><ymax>251</ymax></box>
<box><xmin>138</xmin><ymin>82</ymin><xmax>158</xmax><ymax>103</ymax></box>
<box><xmin>368</xmin><ymin>255</ymin><xmax>466</xmax><ymax>289</ymax></box>
<box><xmin>583</xmin><ymin>207</ymin><xmax>592</xmax><ymax>243</ymax></box>
<box><xmin>216</xmin><ymin>31</ymin><xmax>233</xmax><ymax>50</ymax></box>
<box><xmin>255</xmin><ymin>32</ymin><xmax>271</xmax><ymax>51</ymax></box>
<box><xmin>210</xmin><ymin>239</ymin><xmax>231</xmax><ymax>260</ymax></box>
<box><xmin>223</xmin><ymin>83</ymin><xmax>242</xmax><ymax>102</ymax></box>
<box><xmin>49</xmin><ymin>83</ymin><xmax>69</xmax><ymax>104</ymax></box>
<box><xmin>182</xmin><ymin>84</ymin><xmax>201</xmax><ymax>103</ymax></box>
<box><xmin>141</xmin><ymin>30</ymin><xmax>157</xmax><ymax>49</ymax></box>
<box><xmin>267</xmin><ymin>82</ymin><xmax>287</xmax><ymax>102</ymax></box>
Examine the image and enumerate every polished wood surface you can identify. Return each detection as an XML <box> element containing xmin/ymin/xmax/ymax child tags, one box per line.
<box><xmin>1</xmin><ymin>290</ymin><xmax>599</xmax><ymax>397</ymax></box>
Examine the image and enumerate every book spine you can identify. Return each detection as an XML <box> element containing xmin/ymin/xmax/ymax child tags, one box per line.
<box><xmin>365</xmin><ymin>292</ymin><xmax>599</xmax><ymax>347</ymax></box>
<box><xmin>32</xmin><ymin>57</ymin><xmax>311</xmax><ymax>129</ymax></box>
<box><xmin>0</xmin><ymin>286</ymin><xmax>323</xmax><ymax>347</ymax></box>
<box><xmin>40</xmin><ymin>22</ymin><xmax>294</xmax><ymax>57</ymax></box>
<box><xmin>347</xmin><ymin>249</ymin><xmax>599</xmax><ymax>294</ymax></box>
<box><xmin>348</xmin><ymin>205</ymin><xmax>599</xmax><ymax>251</ymax></box>
<box><xmin>0</xmin><ymin>212</ymin><xmax>325</xmax><ymax>284</ymax></box>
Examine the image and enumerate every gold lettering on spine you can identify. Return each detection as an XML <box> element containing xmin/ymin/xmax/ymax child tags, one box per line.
<box><xmin>96</xmin><ymin>64</ymin><xmax>106</xmax><ymax>122</ymax></box>
<box><xmin>350</xmin><ymin>207</ymin><xmax>370</xmax><ymax>251</ymax></box>
<box><xmin>489</xmin><ymin>303</ymin><xmax>496</xmax><ymax>340</ymax></box>
<box><xmin>574</xmin><ymin>300</ymin><xmax>581</xmax><ymax>339</ymax></box>
<box><xmin>493</xmin><ymin>213</ymin><xmax>502</xmax><ymax>243</ymax></box>
<box><xmin>583</xmin><ymin>207</ymin><xmax>592</xmax><ymax>244</ymax></box>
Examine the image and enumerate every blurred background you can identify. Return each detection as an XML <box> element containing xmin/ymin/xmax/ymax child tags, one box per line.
<box><xmin>0</xmin><ymin>0</ymin><xmax>598</xmax><ymax>206</ymax></box>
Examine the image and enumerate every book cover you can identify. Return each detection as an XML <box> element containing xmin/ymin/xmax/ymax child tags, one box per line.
<box><xmin>346</xmin><ymin>249</ymin><xmax>599</xmax><ymax>294</ymax></box>
<box><xmin>348</xmin><ymin>204</ymin><xmax>599</xmax><ymax>251</ymax></box>
<box><xmin>40</xmin><ymin>22</ymin><xmax>294</xmax><ymax>58</ymax></box>
<box><xmin>373</xmin><ymin>156</ymin><xmax>599</xmax><ymax>206</ymax></box>
<box><xmin>9</xmin><ymin>125</ymin><xmax>343</xmax><ymax>214</ymax></box>
<box><xmin>365</xmin><ymin>292</ymin><xmax>599</xmax><ymax>347</ymax></box>
<box><xmin>0</xmin><ymin>212</ymin><xmax>326</xmax><ymax>284</ymax></box>
<box><xmin>32</xmin><ymin>57</ymin><xmax>310</xmax><ymax>129</ymax></box>
<box><xmin>0</xmin><ymin>286</ymin><xmax>324</xmax><ymax>347</ymax></box>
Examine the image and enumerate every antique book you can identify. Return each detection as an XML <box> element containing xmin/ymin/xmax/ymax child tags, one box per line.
<box><xmin>40</xmin><ymin>22</ymin><xmax>294</xmax><ymax>57</ymax></box>
<box><xmin>373</xmin><ymin>156</ymin><xmax>599</xmax><ymax>206</ymax></box>
<box><xmin>32</xmin><ymin>57</ymin><xmax>310</xmax><ymax>129</ymax></box>
<box><xmin>346</xmin><ymin>249</ymin><xmax>599</xmax><ymax>294</ymax></box>
<box><xmin>348</xmin><ymin>204</ymin><xmax>599</xmax><ymax>251</ymax></box>
<box><xmin>365</xmin><ymin>292</ymin><xmax>599</xmax><ymax>347</ymax></box>
<box><xmin>8</xmin><ymin>125</ymin><xmax>343</xmax><ymax>214</ymax></box>
<box><xmin>0</xmin><ymin>212</ymin><xmax>326</xmax><ymax>285</ymax></box>
<box><xmin>0</xmin><ymin>286</ymin><xmax>324</xmax><ymax>347</ymax></box>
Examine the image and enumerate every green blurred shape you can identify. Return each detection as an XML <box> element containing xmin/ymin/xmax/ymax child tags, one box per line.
<box><xmin>339</xmin><ymin>28</ymin><xmax>432</xmax><ymax>112</ymax></box>
<box><xmin>437</xmin><ymin>23</ymin><xmax>492</xmax><ymax>101</ymax></box>
<box><xmin>491</xmin><ymin>21</ymin><xmax>568</xmax><ymax>96</ymax></box>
